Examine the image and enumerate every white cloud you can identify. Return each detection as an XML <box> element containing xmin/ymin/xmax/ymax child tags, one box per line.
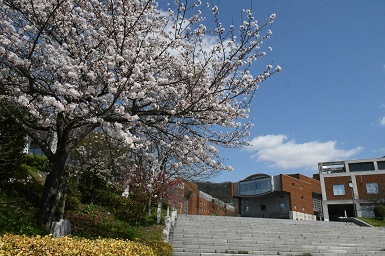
<box><xmin>380</xmin><ymin>116</ymin><xmax>385</xmax><ymax>126</ymax></box>
<box><xmin>245</xmin><ymin>134</ymin><xmax>362</xmax><ymax>170</ymax></box>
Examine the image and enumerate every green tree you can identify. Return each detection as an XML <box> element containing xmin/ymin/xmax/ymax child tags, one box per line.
<box><xmin>0</xmin><ymin>103</ymin><xmax>26</xmax><ymax>180</ymax></box>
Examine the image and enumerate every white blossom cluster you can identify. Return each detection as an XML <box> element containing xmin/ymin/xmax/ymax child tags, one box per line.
<box><xmin>0</xmin><ymin>0</ymin><xmax>280</xmax><ymax>182</ymax></box>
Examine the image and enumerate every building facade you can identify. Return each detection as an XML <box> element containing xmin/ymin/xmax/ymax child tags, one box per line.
<box><xmin>319</xmin><ymin>157</ymin><xmax>385</xmax><ymax>221</ymax></box>
<box><xmin>171</xmin><ymin>180</ymin><xmax>236</xmax><ymax>216</ymax></box>
<box><xmin>232</xmin><ymin>173</ymin><xmax>322</xmax><ymax>220</ymax></box>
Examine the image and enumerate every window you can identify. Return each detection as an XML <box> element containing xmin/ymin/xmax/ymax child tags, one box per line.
<box><xmin>261</xmin><ymin>205</ymin><xmax>267</xmax><ymax>211</ymax></box>
<box><xmin>333</xmin><ymin>184</ymin><xmax>345</xmax><ymax>195</ymax></box>
<box><xmin>366</xmin><ymin>183</ymin><xmax>379</xmax><ymax>194</ymax></box>
<box><xmin>239</xmin><ymin>177</ymin><xmax>272</xmax><ymax>195</ymax></box>
<box><xmin>313</xmin><ymin>196</ymin><xmax>322</xmax><ymax>212</ymax></box>
<box><xmin>348</xmin><ymin>162</ymin><xmax>375</xmax><ymax>172</ymax></box>
<box><xmin>244</xmin><ymin>206</ymin><xmax>249</xmax><ymax>212</ymax></box>
<box><xmin>239</xmin><ymin>180</ymin><xmax>256</xmax><ymax>195</ymax></box>
<box><xmin>255</xmin><ymin>178</ymin><xmax>271</xmax><ymax>192</ymax></box>
<box><xmin>279</xmin><ymin>203</ymin><xmax>285</xmax><ymax>210</ymax></box>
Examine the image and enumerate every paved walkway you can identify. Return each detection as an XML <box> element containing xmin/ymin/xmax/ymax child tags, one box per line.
<box><xmin>172</xmin><ymin>215</ymin><xmax>385</xmax><ymax>256</ymax></box>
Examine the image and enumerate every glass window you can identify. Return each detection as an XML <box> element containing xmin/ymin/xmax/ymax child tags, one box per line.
<box><xmin>279</xmin><ymin>203</ymin><xmax>285</xmax><ymax>209</ymax></box>
<box><xmin>239</xmin><ymin>180</ymin><xmax>256</xmax><ymax>195</ymax></box>
<box><xmin>239</xmin><ymin>177</ymin><xmax>272</xmax><ymax>195</ymax></box>
<box><xmin>255</xmin><ymin>178</ymin><xmax>271</xmax><ymax>190</ymax></box>
<box><xmin>254</xmin><ymin>177</ymin><xmax>272</xmax><ymax>195</ymax></box>
<box><xmin>378</xmin><ymin>161</ymin><xmax>385</xmax><ymax>170</ymax></box>
<box><xmin>348</xmin><ymin>162</ymin><xmax>375</xmax><ymax>172</ymax></box>
<box><xmin>366</xmin><ymin>183</ymin><xmax>379</xmax><ymax>194</ymax></box>
<box><xmin>333</xmin><ymin>184</ymin><xmax>345</xmax><ymax>195</ymax></box>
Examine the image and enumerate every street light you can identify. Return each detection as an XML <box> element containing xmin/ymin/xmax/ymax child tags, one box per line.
<box><xmin>348</xmin><ymin>180</ymin><xmax>357</xmax><ymax>217</ymax></box>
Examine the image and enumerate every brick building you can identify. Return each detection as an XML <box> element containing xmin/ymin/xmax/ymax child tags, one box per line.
<box><xmin>171</xmin><ymin>179</ymin><xmax>236</xmax><ymax>216</ymax></box>
<box><xmin>319</xmin><ymin>157</ymin><xmax>385</xmax><ymax>221</ymax></box>
<box><xmin>232</xmin><ymin>173</ymin><xmax>322</xmax><ymax>220</ymax></box>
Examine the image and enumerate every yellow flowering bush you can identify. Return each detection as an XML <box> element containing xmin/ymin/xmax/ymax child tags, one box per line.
<box><xmin>141</xmin><ymin>240</ymin><xmax>174</xmax><ymax>256</ymax></box>
<box><xmin>0</xmin><ymin>234</ymin><xmax>172</xmax><ymax>256</ymax></box>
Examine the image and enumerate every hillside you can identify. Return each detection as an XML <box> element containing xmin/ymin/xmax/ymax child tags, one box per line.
<box><xmin>196</xmin><ymin>181</ymin><xmax>235</xmax><ymax>204</ymax></box>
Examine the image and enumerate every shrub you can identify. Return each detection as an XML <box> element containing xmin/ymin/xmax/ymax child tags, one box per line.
<box><xmin>143</xmin><ymin>240</ymin><xmax>174</xmax><ymax>256</ymax></box>
<box><xmin>374</xmin><ymin>205</ymin><xmax>385</xmax><ymax>219</ymax></box>
<box><xmin>21</xmin><ymin>154</ymin><xmax>49</xmax><ymax>173</ymax></box>
<box><xmin>65</xmin><ymin>204</ymin><xmax>138</xmax><ymax>240</ymax></box>
<box><xmin>0</xmin><ymin>234</ymin><xmax>157</xmax><ymax>255</ymax></box>
<box><xmin>0</xmin><ymin>192</ymin><xmax>48</xmax><ymax>236</ymax></box>
<box><xmin>0</xmin><ymin>154</ymin><xmax>46</xmax><ymax>207</ymax></box>
<box><xmin>65</xmin><ymin>181</ymin><xmax>82</xmax><ymax>211</ymax></box>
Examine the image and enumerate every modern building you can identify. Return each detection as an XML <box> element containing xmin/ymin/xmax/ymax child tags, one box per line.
<box><xmin>319</xmin><ymin>157</ymin><xmax>385</xmax><ymax>221</ymax></box>
<box><xmin>232</xmin><ymin>173</ymin><xmax>322</xmax><ymax>220</ymax></box>
<box><xmin>171</xmin><ymin>179</ymin><xmax>236</xmax><ymax>216</ymax></box>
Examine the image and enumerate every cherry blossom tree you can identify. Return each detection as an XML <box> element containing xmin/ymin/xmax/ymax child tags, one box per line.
<box><xmin>0</xmin><ymin>0</ymin><xmax>280</xmax><ymax>227</ymax></box>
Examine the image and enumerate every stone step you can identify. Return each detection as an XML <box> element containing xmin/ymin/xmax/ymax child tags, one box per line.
<box><xmin>172</xmin><ymin>215</ymin><xmax>385</xmax><ymax>256</ymax></box>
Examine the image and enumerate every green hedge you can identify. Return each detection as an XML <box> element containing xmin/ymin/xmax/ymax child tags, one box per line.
<box><xmin>374</xmin><ymin>205</ymin><xmax>385</xmax><ymax>219</ymax></box>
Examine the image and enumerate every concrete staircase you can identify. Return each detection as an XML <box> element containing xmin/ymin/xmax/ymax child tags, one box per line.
<box><xmin>172</xmin><ymin>215</ymin><xmax>385</xmax><ymax>256</ymax></box>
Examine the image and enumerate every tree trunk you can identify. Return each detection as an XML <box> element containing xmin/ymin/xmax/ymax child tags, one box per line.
<box><xmin>37</xmin><ymin>152</ymin><xmax>68</xmax><ymax>228</ymax></box>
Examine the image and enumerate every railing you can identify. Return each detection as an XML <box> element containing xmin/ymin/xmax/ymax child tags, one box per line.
<box><xmin>163</xmin><ymin>210</ymin><xmax>177</xmax><ymax>242</ymax></box>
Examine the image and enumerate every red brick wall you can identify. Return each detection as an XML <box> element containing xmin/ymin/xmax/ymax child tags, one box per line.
<box><xmin>324</xmin><ymin>176</ymin><xmax>352</xmax><ymax>200</ymax></box>
<box><xmin>197</xmin><ymin>196</ymin><xmax>235</xmax><ymax>216</ymax></box>
<box><xmin>293</xmin><ymin>174</ymin><xmax>322</xmax><ymax>194</ymax></box>
<box><xmin>355</xmin><ymin>174</ymin><xmax>385</xmax><ymax>199</ymax></box>
<box><xmin>281</xmin><ymin>174</ymin><xmax>320</xmax><ymax>215</ymax></box>
<box><xmin>185</xmin><ymin>182</ymin><xmax>198</xmax><ymax>215</ymax></box>
<box><xmin>198</xmin><ymin>197</ymin><xmax>212</xmax><ymax>215</ymax></box>
<box><xmin>172</xmin><ymin>180</ymin><xmax>235</xmax><ymax>216</ymax></box>
<box><xmin>170</xmin><ymin>183</ymin><xmax>185</xmax><ymax>214</ymax></box>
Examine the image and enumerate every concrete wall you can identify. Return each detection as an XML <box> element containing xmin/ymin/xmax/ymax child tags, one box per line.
<box><xmin>240</xmin><ymin>193</ymin><xmax>290</xmax><ymax>219</ymax></box>
<box><xmin>289</xmin><ymin>211</ymin><xmax>316</xmax><ymax>221</ymax></box>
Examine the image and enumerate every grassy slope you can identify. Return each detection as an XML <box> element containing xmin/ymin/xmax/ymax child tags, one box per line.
<box><xmin>359</xmin><ymin>217</ymin><xmax>385</xmax><ymax>227</ymax></box>
<box><xmin>0</xmin><ymin>191</ymin><xmax>48</xmax><ymax>236</ymax></box>
<box><xmin>0</xmin><ymin>192</ymin><xmax>172</xmax><ymax>255</ymax></box>
<box><xmin>0</xmin><ymin>190</ymin><xmax>165</xmax><ymax>240</ymax></box>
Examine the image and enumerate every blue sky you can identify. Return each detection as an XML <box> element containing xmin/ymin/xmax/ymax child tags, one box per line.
<box><xmin>205</xmin><ymin>0</ymin><xmax>385</xmax><ymax>182</ymax></box>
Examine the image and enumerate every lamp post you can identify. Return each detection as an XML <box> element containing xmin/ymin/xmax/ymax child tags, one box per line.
<box><xmin>348</xmin><ymin>180</ymin><xmax>357</xmax><ymax>217</ymax></box>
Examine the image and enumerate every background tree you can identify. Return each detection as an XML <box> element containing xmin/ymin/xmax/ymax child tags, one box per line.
<box><xmin>0</xmin><ymin>104</ymin><xmax>26</xmax><ymax>170</ymax></box>
<box><xmin>0</xmin><ymin>103</ymin><xmax>27</xmax><ymax>184</ymax></box>
<box><xmin>0</xmin><ymin>0</ymin><xmax>279</xmax><ymax>227</ymax></box>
